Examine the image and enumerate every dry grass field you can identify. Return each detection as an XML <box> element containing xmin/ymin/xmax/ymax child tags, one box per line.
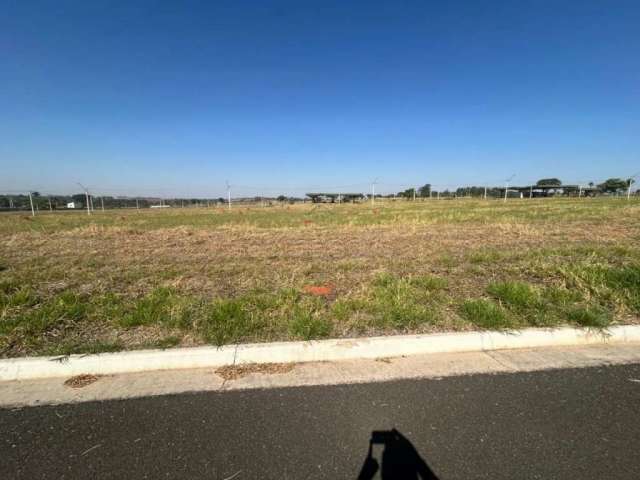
<box><xmin>1</xmin><ymin>197</ymin><xmax>639</xmax><ymax>357</ymax></box>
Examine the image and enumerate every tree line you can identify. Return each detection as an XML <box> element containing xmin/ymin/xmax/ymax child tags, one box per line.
<box><xmin>393</xmin><ymin>177</ymin><xmax>636</xmax><ymax>199</ymax></box>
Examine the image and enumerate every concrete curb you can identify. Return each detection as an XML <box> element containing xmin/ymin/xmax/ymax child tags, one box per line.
<box><xmin>2</xmin><ymin>325</ymin><xmax>640</xmax><ymax>381</ymax></box>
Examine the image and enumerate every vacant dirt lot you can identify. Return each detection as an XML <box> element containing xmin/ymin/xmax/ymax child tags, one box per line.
<box><xmin>1</xmin><ymin>198</ymin><xmax>639</xmax><ymax>357</ymax></box>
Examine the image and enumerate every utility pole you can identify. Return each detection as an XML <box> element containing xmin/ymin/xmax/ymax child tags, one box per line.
<box><xmin>484</xmin><ymin>186</ymin><xmax>487</xmax><ymax>200</ymax></box>
<box><xmin>28</xmin><ymin>191</ymin><xmax>35</xmax><ymax>217</ymax></box>
<box><xmin>413</xmin><ymin>187</ymin><xmax>416</xmax><ymax>202</ymax></box>
<box><xmin>529</xmin><ymin>186</ymin><xmax>533</xmax><ymax>199</ymax></box>
<box><xmin>371</xmin><ymin>178</ymin><xmax>378</xmax><ymax>206</ymax></box>
<box><xmin>578</xmin><ymin>185</ymin><xmax>583</xmax><ymax>198</ymax></box>
<box><xmin>136</xmin><ymin>198</ymin><xmax>139</xmax><ymax>211</ymax></box>
<box><xmin>77</xmin><ymin>183</ymin><xmax>91</xmax><ymax>216</ymax></box>
<box><xmin>48</xmin><ymin>197</ymin><xmax>52</xmax><ymax>212</ymax></box>
<box><xmin>504</xmin><ymin>175</ymin><xmax>515</xmax><ymax>203</ymax></box>
<box><xmin>627</xmin><ymin>173</ymin><xmax>639</xmax><ymax>201</ymax></box>
<box><xmin>226</xmin><ymin>181</ymin><xmax>231</xmax><ymax>210</ymax></box>
<box><xmin>101</xmin><ymin>196</ymin><xmax>105</xmax><ymax>211</ymax></box>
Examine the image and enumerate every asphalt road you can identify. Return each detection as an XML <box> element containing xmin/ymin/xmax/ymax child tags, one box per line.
<box><xmin>2</xmin><ymin>364</ymin><xmax>640</xmax><ymax>479</ymax></box>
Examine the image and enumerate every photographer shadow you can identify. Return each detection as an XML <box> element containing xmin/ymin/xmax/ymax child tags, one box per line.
<box><xmin>357</xmin><ymin>429</ymin><xmax>439</xmax><ymax>480</ymax></box>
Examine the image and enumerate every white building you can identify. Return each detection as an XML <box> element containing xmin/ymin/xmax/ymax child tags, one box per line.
<box><xmin>67</xmin><ymin>202</ymin><xmax>76</xmax><ymax>209</ymax></box>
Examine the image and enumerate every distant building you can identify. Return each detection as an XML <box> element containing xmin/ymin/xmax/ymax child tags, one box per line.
<box><xmin>67</xmin><ymin>202</ymin><xmax>76</xmax><ymax>209</ymax></box>
<box><xmin>306</xmin><ymin>193</ymin><xmax>365</xmax><ymax>203</ymax></box>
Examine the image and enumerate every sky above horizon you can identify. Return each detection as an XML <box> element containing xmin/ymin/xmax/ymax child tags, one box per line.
<box><xmin>1</xmin><ymin>0</ymin><xmax>639</xmax><ymax>197</ymax></box>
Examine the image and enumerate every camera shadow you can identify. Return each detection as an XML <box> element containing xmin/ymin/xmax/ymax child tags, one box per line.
<box><xmin>357</xmin><ymin>429</ymin><xmax>439</xmax><ymax>480</ymax></box>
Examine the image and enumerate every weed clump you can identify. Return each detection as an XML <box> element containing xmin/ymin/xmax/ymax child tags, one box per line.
<box><xmin>565</xmin><ymin>306</ymin><xmax>611</xmax><ymax>328</ymax></box>
<box><xmin>200</xmin><ymin>299</ymin><xmax>252</xmax><ymax>346</ymax></box>
<box><xmin>487</xmin><ymin>281</ymin><xmax>538</xmax><ymax>309</ymax></box>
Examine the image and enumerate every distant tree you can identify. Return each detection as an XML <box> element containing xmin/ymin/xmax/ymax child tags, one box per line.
<box><xmin>217</xmin><ymin>197</ymin><xmax>225</xmax><ymax>204</ymax></box>
<box><xmin>536</xmin><ymin>178</ymin><xmax>562</xmax><ymax>186</ymax></box>
<box><xmin>418</xmin><ymin>184</ymin><xmax>432</xmax><ymax>197</ymax></box>
<box><xmin>397</xmin><ymin>188</ymin><xmax>415</xmax><ymax>199</ymax></box>
<box><xmin>598</xmin><ymin>178</ymin><xmax>629</xmax><ymax>193</ymax></box>
<box><xmin>70</xmin><ymin>193</ymin><xmax>86</xmax><ymax>206</ymax></box>
<box><xmin>276</xmin><ymin>195</ymin><xmax>287</xmax><ymax>202</ymax></box>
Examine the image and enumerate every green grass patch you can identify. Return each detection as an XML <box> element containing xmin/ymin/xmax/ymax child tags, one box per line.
<box><xmin>460</xmin><ymin>299</ymin><xmax>513</xmax><ymax>329</ymax></box>
<box><xmin>559</xmin><ymin>264</ymin><xmax>640</xmax><ymax>313</ymax></box>
<box><xmin>565</xmin><ymin>306</ymin><xmax>611</xmax><ymax>328</ymax></box>
<box><xmin>468</xmin><ymin>249</ymin><xmax>503</xmax><ymax>264</ymax></box>
<box><xmin>119</xmin><ymin>287</ymin><xmax>191</xmax><ymax>328</ymax></box>
<box><xmin>487</xmin><ymin>281</ymin><xmax>539</xmax><ymax>309</ymax></box>
<box><xmin>200</xmin><ymin>298</ymin><xmax>252</xmax><ymax>346</ymax></box>
<box><xmin>368</xmin><ymin>273</ymin><xmax>443</xmax><ymax>329</ymax></box>
<box><xmin>43</xmin><ymin>339</ymin><xmax>125</xmax><ymax>356</ymax></box>
<box><xmin>288</xmin><ymin>307</ymin><xmax>331</xmax><ymax>340</ymax></box>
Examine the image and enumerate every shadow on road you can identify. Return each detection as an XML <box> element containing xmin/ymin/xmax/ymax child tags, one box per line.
<box><xmin>357</xmin><ymin>429</ymin><xmax>439</xmax><ymax>480</ymax></box>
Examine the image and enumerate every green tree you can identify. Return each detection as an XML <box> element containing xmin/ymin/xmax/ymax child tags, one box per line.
<box><xmin>536</xmin><ymin>178</ymin><xmax>562</xmax><ymax>186</ymax></box>
<box><xmin>598</xmin><ymin>178</ymin><xmax>629</xmax><ymax>193</ymax></box>
<box><xmin>418</xmin><ymin>184</ymin><xmax>432</xmax><ymax>197</ymax></box>
<box><xmin>397</xmin><ymin>188</ymin><xmax>415</xmax><ymax>199</ymax></box>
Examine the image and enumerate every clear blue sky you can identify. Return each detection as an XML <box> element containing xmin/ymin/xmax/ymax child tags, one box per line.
<box><xmin>1</xmin><ymin>0</ymin><xmax>639</xmax><ymax>197</ymax></box>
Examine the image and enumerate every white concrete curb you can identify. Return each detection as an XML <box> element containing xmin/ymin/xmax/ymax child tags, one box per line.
<box><xmin>1</xmin><ymin>325</ymin><xmax>640</xmax><ymax>381</ymax></box>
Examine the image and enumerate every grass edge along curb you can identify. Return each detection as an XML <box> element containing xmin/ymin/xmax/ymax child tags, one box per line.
<box><xmin>1</xmin><ymin>325</ymin><xmax>640</xmax><ymax>381</ymax></box>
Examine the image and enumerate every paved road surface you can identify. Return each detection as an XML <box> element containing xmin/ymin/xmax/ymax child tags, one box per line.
<box><xmin>2</xmin><ymin>364</ymin><xmax>640</xmax><ymax>479</ymax></box>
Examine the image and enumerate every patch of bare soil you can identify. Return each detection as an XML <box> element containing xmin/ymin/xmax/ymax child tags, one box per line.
<box><xmin>64</xmin><ymin>374</ymin><xmax>101</xmax><ymax>388</ymax></box>
<box><xmin>215</xmin><ymin>362</ymin><xmax>295</xmax><ymax>380</ymax></box>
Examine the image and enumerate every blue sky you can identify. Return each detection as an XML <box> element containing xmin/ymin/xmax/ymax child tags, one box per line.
<box><xmin>1</xmin><ymin>0</ymin><xmax>639</xmax><ymax>197</ymax></box>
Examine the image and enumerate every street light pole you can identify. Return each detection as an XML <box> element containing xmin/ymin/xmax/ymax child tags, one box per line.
<box><xmin>627</xmin><ymin>173</ymin><xmax>639</xmax><ymax>201</ymax></box>
<box><xmin>77</xmin><ymin>183</ymin><xmax>91</xmax><ymax>216</ymax></box>
<box><xmin>371</xmin><ymin>178</ymin><xmax>378</xmax><ymax>206</ymax></box>
<box><xmin>504</xmin><ymin>175</ymin><xmax>515</xmax><ymax>203</ymax></box>
<box><xmin>28</xmin><ymin>192</ymin><xmax>35</xmax><ymax>217</ymax></box>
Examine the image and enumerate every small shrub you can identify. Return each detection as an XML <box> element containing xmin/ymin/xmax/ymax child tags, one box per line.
<box><xmin>460</xmin><ymin>299</ymin><xmax>512</xmax><ymax>329</ymax></box>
